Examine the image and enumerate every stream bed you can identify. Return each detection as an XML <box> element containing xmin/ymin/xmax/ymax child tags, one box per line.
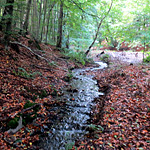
<box><xmin>39</xmin><ymin>62</ymin><xmax>107</xmax><ymax>150</ymax></box>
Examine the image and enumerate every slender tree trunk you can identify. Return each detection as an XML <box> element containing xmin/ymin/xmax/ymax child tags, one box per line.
<box><xmin>36</xmin><ymin>0</ymin><xmax>42</xmax><ymax>38</ymax></box>
<box><xmin>52</xmin><ymin>8</ymin><xmax>56</xmax><ymax>43</ymax></box>
<box><xmin>31</xmin><ymin>0</ymin><xmax>39</xmax><ymax>39</ymax></box>
<box><xmin>19</xmin><ymin>1</ymin><xmax>24</xmax><ymax>30</ymax></box>
<box><xmin>66</xmin><ymin>34</ymin><xmax>69</xmax><ymax>49</ymax></box>
<box><xmin>0</xmin><ymin>0</ymin><xmax>5</xmax><ymax>15</ymax></box>
<box><xmin>40</xmin><ymin>0</ymin><xmax>48</xmax><ymax>41</ymax></box>
<box><xmin>56</xmin><ymin>1</ymin><xmax>63</xmax><ymax>48</ymax></box>
<box><xmin>23</xmin><ymin>0</ymin><xmax>32</xmax><ymax>33</ymax></box>
<box><xmin>85</xmin><ymin>0</ymin><xmax>113</xmax><ymax>55</ymax></box>
<box><xmin>45</xmin><ymin>2</ymin><xmax>55</xmax><ymax>43</ymax></box>
<box><xmin>33</xmin><ymin>0</ymin><xmax>39</xmax><ymax>39</ymax></box>
<box><xmin>143</xmin><ymin>17</ymin><xmax>146</xmax><ymax>62</ymax></box>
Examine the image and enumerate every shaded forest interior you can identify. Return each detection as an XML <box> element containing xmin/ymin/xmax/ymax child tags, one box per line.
<box><xmin>0</xmin><ymin>0</ymin><xmax>150</xmax><ymax>149</ymax></box>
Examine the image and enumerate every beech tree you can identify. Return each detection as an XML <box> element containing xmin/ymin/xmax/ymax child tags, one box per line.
<box><xmin>0</xmin><ymin>0</ymin><xmax>149</xmax><ymax>52</ymax></box>
<box><xmin>23</xmin><ymin>0</ymin><xmax>32</xmax><ymax>33</ymax></box>
<box><xmin>56</xmin><ymin>1</ymin><xmax>63</xmax><ymax>48</ymax></box>
<box><xmin>0</xmin><ymin>0</ymin><xmax>14</xmax><ymax>46</ymax></box>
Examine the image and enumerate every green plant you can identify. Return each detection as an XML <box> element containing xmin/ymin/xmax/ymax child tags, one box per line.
<box><xmin>62</xmin><ymin>49</ymin><xmax>92</xmax><ymax>65</ymax></box>
<box><xmin>88</xmin><ymin>124</ymin><xmax>104</xmax><ymax>132</ymax></box>
<box><xmin>100</xmin><ymin>54</ymin><xmax>110</xmax><ymax>63</ymax></box>
<box><xmin>23</xmin><ymin>100</ymin><xmax>36</xmax><ymax>109</ymax></box>
<box><xmin>65</xmin><ymin>141</ymin><xmax>75</xmax><ymax>150</ymax></box>
<box><xmin>48</xmin><ymin>61</ymin><xmax>57</xmax><ymax>66</ymax></box>
<box><xmin>7</xmin><ymin>117</ymin><xmax>20</xmax><ymax>129</ymax></box>
<box><xmin>16</xmin><ymin>67</ymin><xmax>31</xmax><ymax>78</ymax></box>
<box><xmin>144</xmin><ymin>53</ymin><xmax>150</xmax><ymax>63</ymax></box>
<box><xmin>22</xmin><ymin>101</ymin><xmax>40</xmax><ymax>125</ymax></box>
<box><xmin>64</xmin><ymin>70</ymin><xmax>73</xmax><ymax>82</ymax></box>
<box><xmin>38</xmin><ymin>89</ymin><xmax>48</xmax><ymax>98</ymax></box>
<box><xmin>13</xmin><ymin>67</ymin><xmax>42</xmax><ymax>79</ymax></box>
<box><xmin>31</xmin><ymin>71</ymin><xmax>42</xmax><ymax>77</ymax></box>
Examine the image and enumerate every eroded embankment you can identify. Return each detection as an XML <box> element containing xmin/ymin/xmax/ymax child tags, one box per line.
<box><xmin>74</xmin><ymin>65</ymin><xmax>150</xmax><ymax>149</ymax></box>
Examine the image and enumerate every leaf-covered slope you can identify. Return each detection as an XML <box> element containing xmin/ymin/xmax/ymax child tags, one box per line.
<box><xmin>74</xmin><ymin>65</ymin><xmax>150</xmax><ymax>149</ymax></box>
<box><xmin>0</xmin><ymin>36</ymin><xmax>76</xmax><ymax>149</ymax></box>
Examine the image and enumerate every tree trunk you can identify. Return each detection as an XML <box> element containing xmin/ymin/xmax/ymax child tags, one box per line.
<box><xmin>52</xmin><ymin>7</ymin><xmax>56</xmax><ymax>43</ymax></box>
<box><xmin>23</xmin><ymin>0</ymin><xmax>32</xmax><ymax>33</ymax></box>
<box><xmin>56</xmin><ymin>1</ymin><xmax>63</xmax><ymax>48</ymax></box>
<box><xmin>66</xmin><ymin>34</ymin><xmax>69</xmax><ymax>49</ymax></box>
<box><xmin>85</xmin><ymin>0</ymin><xmax>113</xmax><ymax>55</ymax></box>
<box><xmin>33</xmin><ymin>0</ymin><xmax>39</xmax><ymax>39</ymax></box>
<box><xmin>19</xmin><ymin>1</ymin><xmax>25</xmax><ymax>30</ymax></box>
<box><xmin>0</xmin><ymin>0</ymin><xmax>14</xmax><ymax>31</ymax></box>
<box><xmin>36</xmin><ymin>0</ymin><xmax>42</xmax><ymax>38</ymax></box>
<box><xmin>0</xmin><ymin>0</ymin><xmax>14</xmax><ymax>47</ymax></box>
<box><xmin>40</xmin><ymin>0</ymin><xmax>48</xmax><ymax>41</ymax></box>
<box><xmin>45</xmin><ymin>2</ymin><xmax>55</xmax><ymax>43</ymax></box>
<box><xmin>143</xmin><ymin>17</ymin><xmax>146</xmax><ymax>62</ymax></box>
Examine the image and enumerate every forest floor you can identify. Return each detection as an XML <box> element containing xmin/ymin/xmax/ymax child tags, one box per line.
<box><xmin>0</xmin><ymin>35</ymin><xmax>83</xmax><ymax>149</ymax></box>
<box><xmin>73</xmin><ymin>51</ymin><xmax>150</xmax><ymax>149</ymax></box>
<box><xmin>91</xmin><ymin>50</ymin><xmax>145</xmax><ymax>64</ymax></box>
<box><xmin>0</xmin><ymin>37</ymin><xmax>150</xmax><ymax>150</ymax></box>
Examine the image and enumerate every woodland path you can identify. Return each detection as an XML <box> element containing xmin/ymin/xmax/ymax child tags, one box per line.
<box><xmin>91</xmin><ymin>50</ymin><xmax>146</xmax><ymax>65</ymax></box>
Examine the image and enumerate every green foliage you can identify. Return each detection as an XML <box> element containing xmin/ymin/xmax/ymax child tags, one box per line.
<box><xmin>2</xmin><ymin>0</ymin><xmax>150</xmax><ymax>50</ymax></box>
<box><xmin>23</xmin><ymin>100</ymin><xmax>36</xmax><ymax>109</ymax></box>
<box><xmin>65</xmin><ymin>141</ymin><xmax>75</xmax><ymax>150</ymax></box>
<box><xmin>7</xmin><ymin>117</ymin><xmax>19</xmax><ymax>129</ymax></box>
<box><xmin>100</xmin><ymin>54</ymin><xmax>110</xmax><ymax>63</ymax></box>
<box><xmin>62</xmin><ymin>48</ymin><xmax>91</xmax><ymax>65</ymax></box>
<box><xmin>38</xmin><ymin>89</ymin><xmax>48</xmax><ymax>98</ymax></box>
<box><xmin>7</xmin><ymin>100</ymin><xmax>40</xmax><ymax>129</ymax></box>
<box><xmin>48</xmin><ymin>61</ymin><xmax>57</xmax><ymax>67</ymax></box>
<box><xmin>63</xmin><ymin>70</ymin><xmax>73</xmax><ymax>82</ymax></box>
<box><xmin>13</xmin><ymin>67</ymin><xmax>42</xmax><ymax>79</ymax></box>
<box><xmin>67</xmin><ymin>71</ymin><xmax>73</xmax><ymax>80</ymax></box>
<box><xmin>88</xmin><ymin>124</ymin><xmax>104</xmax><ymax>132</ymax></box>
<box><xmin>22</xmin><ymin>100</ymin><xmax>40</xmax><ymax>125</ymax></box>
<box><xmin>144</xmin><ymin>52</ymin><xmax>150</xmax><ymax>63</ymax></box>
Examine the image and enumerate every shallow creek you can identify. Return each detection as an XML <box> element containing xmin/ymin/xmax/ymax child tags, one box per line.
<box><xmin>40</xmin><ymin>62</ymin><xmax>107</xmax><ymax>150</ymax></box>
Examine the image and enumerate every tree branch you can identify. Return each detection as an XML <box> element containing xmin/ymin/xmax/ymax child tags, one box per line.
<box><xmin>10</xmin><ymin>41</ymin><xmax>68</xmax><ymax>71</ymax></box>
<box><xmin>68</xmin><ymin>0</ymin><xmax>100</xmax><ymax>19</ymax></box>
<box><xmin>85</xmin><ymin>0</ymin><xmax>113</xmax><ymax>55</ymax></box>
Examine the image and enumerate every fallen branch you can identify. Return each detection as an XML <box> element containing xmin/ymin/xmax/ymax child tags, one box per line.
<box><xmin>31</xmin><ymin>64</ymin><xmax>52</xmax><ymax>72</ymax></box>
<box><xmin>21</xmin><ymin>103</ymin><xmax>40</xmax><ymax>114</ymax></box>
<box><xmin>10</xmin><ymin>41</ymin><xmax>68</xmax><ymax>71</ymax></box>
<box><xmin>7</xmin><ymin>116</ymin><xmax>23</xmax><ymax>134</ymax></box>
<box><xmin>10</xmin><ymin>41</ymin><xmax>49</xmax><ymax>62</ymax></box>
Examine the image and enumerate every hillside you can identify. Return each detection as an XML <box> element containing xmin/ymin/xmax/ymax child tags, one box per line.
<box><xmin>0</xmin><ymin>36</ymin><xmax>150</xmax><ymax>149</ymax></box>
<box><xmin>0</xmin><ymin>35</ymin><xmax>80</xmax><ymax>149</ymax></box>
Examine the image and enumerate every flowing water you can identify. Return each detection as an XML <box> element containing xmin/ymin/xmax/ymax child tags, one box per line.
<box><xmin>39</xmin><ymin>62</ymin><xmax>107</xmax><ymax>150</ymax></box>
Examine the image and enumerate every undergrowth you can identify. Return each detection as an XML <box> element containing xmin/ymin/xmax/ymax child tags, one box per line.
<box><xmin>144</xmin><ymin>52</ymin><xmax>150</xmax><ymax>63</ymax></box>
<box><xmin>13</xmin><ymin>67</ymin><xmax>42</xmax><ymax>78</ymax></box>
<box><xmin>100</xmin><ymin>53</ymin><xmax>110</xmax><ymax>63</ymax></box>
<box><xmin>62</xmin><ymin>48</ymin><xmax>92</xmax><ymax>65</ymax></box>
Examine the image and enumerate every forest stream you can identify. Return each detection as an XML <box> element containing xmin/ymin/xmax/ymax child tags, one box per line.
<box><xmin>39</xmin><ymin>62</ymin><xmax>107</xmax><ymax>150</ymax></box>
